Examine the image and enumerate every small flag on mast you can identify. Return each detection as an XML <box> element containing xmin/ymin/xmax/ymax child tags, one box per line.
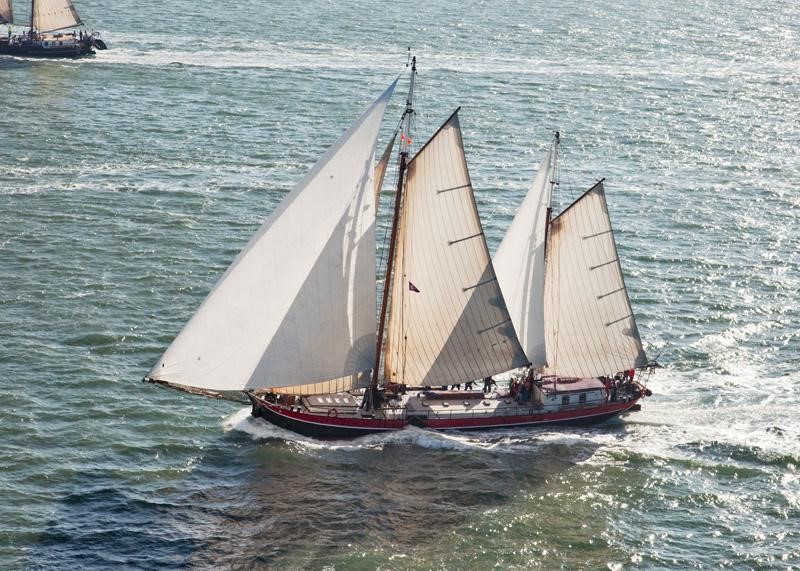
<box><xmin>408</xmin><ymin>281</ymin><xmax>420</xmax><ymax>293</ymax></box>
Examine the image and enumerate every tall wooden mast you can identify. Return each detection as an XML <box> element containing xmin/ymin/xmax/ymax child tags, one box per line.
<box><xmin>368</xmin><ymin>55</ymin><xmax>417</xmax><ymax>407</ymax></box>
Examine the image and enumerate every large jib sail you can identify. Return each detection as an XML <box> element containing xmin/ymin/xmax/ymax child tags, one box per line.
<box><xmin>493</xmin><ymin>143</ymin><xmax>557</xmax><ymax>368</ymax></box>
<box><xmin>256</xmin><ymin>132</ymin><xmax>398</xmax><ymax>397</ymax></box>
<box><xmin>543</xmin><ymin>180</ymin><xmax>648</xmax><ymax>377</ymax></box>
<box><xmin>148</xmin><ymin>81</ymin><xmax>397</xmax><ymax>392</ymax></box>
<box><xmin>0</xmin><ymin>0</ymin><xmax>12</xmax><ymax>24</ymax></box>
<box><xmin>31</xmin><ymin>0</ymin><xmax>81</xmax><ymax>32</ymax></box>
<box><xmin>383</xmin><ymin>110</ymin><xmax>528</xmax><ymax>386</ymax></box>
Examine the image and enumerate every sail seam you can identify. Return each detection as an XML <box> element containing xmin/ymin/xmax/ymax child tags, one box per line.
<box><xmin>590</xmin><ymin>258</ymin><xmax>619</xmax><ymax>270</ymax></box>
<box><xmin>583</xmin><ymin>229</ymin><xmax>614</xmax><ymax>240</ymax></box>
<box><xmin>478</xmin><ymin>318</ymin><xmax>513</xmax><ymax>335</ymax></box>
<box><xmin>462</xmin><ymin>277</ymin><xmax>498</xmax><ymax>292</ymax></box>
<box><xmin>436</xmin><ymin>183</ymin><xmax>471</xmax><ymax>194</ymax></box>
<box><xmin>449</xmin><ymin>232</ymin><xmax>484</xmax><ymax>246</ymax></box>
<box><xmin>605</xmin><ymin>314</ymin><xmax>632</xmax><ymax>327</ymax></box>
<box><xmin>597</xmin><ymin>286</ymin><xmax>625</xmax><ymax>300</ymax></box>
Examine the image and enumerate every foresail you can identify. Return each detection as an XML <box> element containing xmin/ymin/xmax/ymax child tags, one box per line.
<box><xmin>493</xmin><ymin>145</ymin><xmax>556</xmax><ymax>368</ymax></box>
<box><xmin>0</xmin><ymin>0</ymin><xmax>12</xmax><ymax>25</ymax></box>
<box><xmin>543</xmin><ymin>180</ymin><xmax>648</xmax><ymax>377</ymax></box>
<box><xmin>384</xmin><ymin>111</ymin><xmax>528</xmax><ymax>387</ymax></box>
<box><xmin>374</xmin><ymin>134</ymin><xmax>396</xmax><ymax>208</ymax></box>
<box><xmin>148</xmin><ymin>81</ymin><xmax>397</xmax><ymax>391</ymax></box>
<box><xmin>31</xmin><ymin>0</ymin><xmax>82</xmax><ymax>32</ymax></box>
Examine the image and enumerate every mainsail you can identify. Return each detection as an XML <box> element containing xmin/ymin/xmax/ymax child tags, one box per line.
<box><xmin>31</xmin><ymin>0</ymin><xmax>81</xmax><ymax>32</ymax></box>
<box><xmin>493</xmin><ymin>142</ymin><xmax>557</xmax><ymax>368</ymax></box>
<box><xmin>148</xmin><ymin>81</ymin><xmax>397</xmax><ymax>391</ymax></box>
<box><xmin>0</xmin><ymin>0</ymin><xmax>12</xmax><ymax>24</ymax></box>
<box><xmin>543</xmin><ymin>180</ymin><xmax>648</xmax><ymax>377</ymax></box>
<box><xmin>383</xmin><ymin>111</ymin><xmax>528</xmax><ymax>386</ymax></box>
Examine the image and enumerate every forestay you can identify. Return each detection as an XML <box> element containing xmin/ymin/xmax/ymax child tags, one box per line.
<box><xmin>0</xmin><ymin>0</ymin><xmax>12</xmax><ymax>24</ymax></box>
<box><xmin>383</xmin><ymin>111</ymin><xmax>528</xmax><ymax>386</ymax></box>
<box><xmin>148</xmin><ymin>81</ymin><xmax>397</xmax><ymax>391</ymax></box>
<box><xmin>31</xmin><ymin>0</ymin><xmax>81</xmax><ymax>32</ymax></box>
<box><xmin>494</xmin><ymin>144</ymin><xmax>557</xmax><ymax>368</ymax></box>
<box><xmin>543</xmin><ymin>181</ymin><xmax>648</xmax><ymax>377</ymax></box>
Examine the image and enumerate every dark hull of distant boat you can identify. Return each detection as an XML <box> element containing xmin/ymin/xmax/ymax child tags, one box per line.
<box><xmin>247</xmin><ymin>383</ymin><xmax>648</xmax><ymax>440</ymax></box>
<box><xmin>0</xmin><ymin>39</ymin><xmax>101</xmax><ymax>58</ymax></box>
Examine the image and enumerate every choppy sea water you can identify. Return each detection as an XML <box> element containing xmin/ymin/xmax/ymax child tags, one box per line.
<box><xmin>1</xmin><ymin>0</ymin><xmax>799</xmax><ymax>568</ymax></box>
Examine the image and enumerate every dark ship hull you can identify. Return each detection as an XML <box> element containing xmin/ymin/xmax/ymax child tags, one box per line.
<box><xmin>247</xmin><ymin>380</ymin><xmax>650</xmax><ymax>440</ymax></box>
<box><xmin>0</xmin><ymin>36</ymin><xmax>106</xmax><ymax>58</ymax></box>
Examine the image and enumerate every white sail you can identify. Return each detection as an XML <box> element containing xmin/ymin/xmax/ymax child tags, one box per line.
<box><xmin>148</xmin><ymin>81</ymin><xmax>397</xmax><ymax>391</ymax></box>
<box><xmin>493</xmin><ymin>144</ymin><xmax>557</xmax><ymax>368</ymax></box>
<box><xmin>0</xmin><ymin>0</ymin><xmax>12</xmax><ymax>24</ymax></box>
<box><xmin>31</xmin><ymin>0</ymin><xmax>81</xmax><ymax>32</ymax></box>
<box><xmin>384</xmin><ymin>111</ymin><xmax>528</xmax><ymax>386</ymax></box>
<box><xmin>543</xmin><ymin>180</ymin><xmax>648</xmax><ymax>377</ymax></box>
<box><xmin>374</xmin><ymin>134</ymin><xmax>396</xmax><ymax>207</ymax></box>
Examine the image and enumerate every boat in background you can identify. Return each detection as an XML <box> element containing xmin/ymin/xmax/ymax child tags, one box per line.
<box><xmin>144</xmin><ymin>57</ymin><xmax>657</xmax><ymax>438</ymax></box>
<box><xmin>0</xmin><ymin>0</ymin><xmax>107</xmax><ymax>58</ymax></box>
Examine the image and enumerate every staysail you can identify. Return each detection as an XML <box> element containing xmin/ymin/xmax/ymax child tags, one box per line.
<box><xmin>0</xmin><ymin>0</ymin><xmax>12</xmax><ymax>24</ymax></box>
<box><xmin>493</xmin><ymin>142</ymin><xmax>557</xmax><ymax>368</ymax></box>
<box><xmin>543</xmin><ymin>180</ymin><xmax>648</xmax><ymax>377</ymax></box>
<box><xmin>374</xmin><ymin>134</ymin><xmax>396</xmax><ymax>208</ymax></box>
<box><xmin>383</xmin><ymin>110</ymin><xmax>528</xmax><ymax>386</ymax></box>
<box><xmin>31</xmin><ymin>0</ymin><xmax>81</xmax><ymax>32</ymax></box>
<box><xmin>148</xmin><ymin>81</ymin><xmax>397</xmax><ymax>391</ymax></box>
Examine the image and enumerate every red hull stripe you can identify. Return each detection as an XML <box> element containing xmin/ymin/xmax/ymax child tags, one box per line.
<box><xmin>422</xmin><ymin>400</ymin><xmax>639</xmax><ymax>430</ymax></box>
<box><xmin>256</xmin><ymin>396</ymin><xmax>639</xmax><ymax>432</ymax></box>
<box><xmin>264</xmin><ymin>402</ymin><xmax>406</xmax><ymax>432</ymax></box>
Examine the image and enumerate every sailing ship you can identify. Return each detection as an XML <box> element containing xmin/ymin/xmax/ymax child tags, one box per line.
<box><xmin>0</xmin><ymin>0</ymin><xmax>107</xmax><ymax>58</ymax></box>
<box><xmin>144</xmin><ymin>58</ymin><xmax>656</xmax><ymax>438</ymax></box>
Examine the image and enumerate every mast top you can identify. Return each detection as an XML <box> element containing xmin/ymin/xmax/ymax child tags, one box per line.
<box><xmin>400</xmin><ymin>53</ymin><xmax>417</xmax><ymax>157</ymax></box>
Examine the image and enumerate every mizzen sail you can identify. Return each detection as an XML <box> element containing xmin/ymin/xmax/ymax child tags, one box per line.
<box><xmin>148</xmin><ymin>81</ymin><xmax>397</xmax><ymax>391</ymax></box>
<box><xmin>543</xmin><ymin>180</ymin><xmax>648</xmax><ymax>377</ymax></box>
<box><xmin>0</xmin><ymin>0</ymin><xmax>12</xmax><ymax>24</ymax></box>
<box><xmin>493</xmin><ymin>143</ymin><xmax>557</xmax><ymax>368</ymax></box>
<box><xmin>31</xmin><ymin>0</ymin><xmax>81</xmax><ymax>31</ymax></box>
<box><xmin>383</xmin><ymin>111</ymin><xmax>528</xmax><ymax>386</ymax></box>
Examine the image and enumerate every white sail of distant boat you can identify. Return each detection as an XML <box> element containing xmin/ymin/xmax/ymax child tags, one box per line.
<box><xmin>383</xmin><ymin>111</ymin><xmax>528</xmax><ymax>386</ymax></box>
<box><xmin>31</xmin><ymin>0</ymin><xmax>81</xmax><ymax>32</ymax></box>
<box><xmin>495</xmin><ymin>141</ymin><xmax>648</xmax><ymax>377</ymax></box>
<box><xmin>0</xmin><ymin>0</ymin><xmax>12</xmax><ymax>24</ymax></box>
<box><xmin>147</xmin><ymin>80</ymin><xmax>397</xmax><ymax>392</ymax></box>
